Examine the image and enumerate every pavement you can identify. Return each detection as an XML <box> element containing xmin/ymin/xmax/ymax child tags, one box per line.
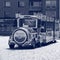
<box><xmin>0</xmin><ymin>36</ymin><xmax>60</xmax><ymax>60</ymax></box>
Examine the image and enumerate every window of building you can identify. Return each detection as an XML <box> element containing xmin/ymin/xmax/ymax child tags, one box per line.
<box><xmin>4</xmin><ymin>12</ymin><xmax>11</xmax><ymax>18</ymax></box>
<box><xmin>51</xmin><ymin>1</ymin><xmax>56</xmax><ymax>6</ymax></box>
<box><xmin>5</xmin><ymin>2</ymin><xmax>11</xmax><ymax>7</ymax></box>
<box><xmin>33</xmin><ymin>2</ymin><xmax>40</xmax><ymax>7</ymax></box>
<box><xmin>46</xmin><ymin>1</ymin><xmax>50</xmax><ymax>6</ymax></box>
<box><xmin>18</xmin><ymin>1</ymin><xmax>25</xmax><ymax>7</ymax></box>
<box><xmin>30</xmin><ymin>1</ymin><xmax>41</xmax><ymax>7</ymax></box>
<box><xmin>33</xmin><ymin>12</ymin><xmax>41</xmax><ymax>15</ymax></box>
<box><xmin>46</xmin><ymin>0</ymin><xmax>56</xmax><ymax>7</ymax></box>
<box><xmin>29</xmin><ymin>11</ymin><xmax>41</xmax><ymax>15</ymax></box>
<box><xmin>46</xmin><ymin>11</ymin><xmax>56</xmax><ymax>18</ymax></box>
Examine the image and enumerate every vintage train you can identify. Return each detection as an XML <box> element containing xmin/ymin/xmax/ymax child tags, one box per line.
<box><xmin>8</xmin><ymin>15</ymin><xmax>56</xmax><ymax>49</ymax></box>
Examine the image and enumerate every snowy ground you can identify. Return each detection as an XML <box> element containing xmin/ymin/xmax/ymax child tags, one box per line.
<box><xmin>0</xmin><ymin>36</ymin><xmax>60</xmax><ymax>60</ymax></box>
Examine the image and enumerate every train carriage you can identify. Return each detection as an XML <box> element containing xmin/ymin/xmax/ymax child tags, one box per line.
<box><xmin>8</xmin><ymin>15</ymin><xmax>56</xmax><ymax>49</ymax></box>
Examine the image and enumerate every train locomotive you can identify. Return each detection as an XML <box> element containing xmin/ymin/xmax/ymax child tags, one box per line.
<box><xmin>8</xmin><ymin>15</ymin><xmax>56</xmax><ymax>49</ymax></box>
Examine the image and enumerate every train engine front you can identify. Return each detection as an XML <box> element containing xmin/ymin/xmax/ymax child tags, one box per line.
<box><xmin>8</xmin><ymin>16</ymin><xmax>39</xmax><ymax>49</ymax></box>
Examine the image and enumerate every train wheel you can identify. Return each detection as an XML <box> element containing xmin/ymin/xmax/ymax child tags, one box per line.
<box><xmin>32</xmin><ymin>40</ymin><xmax>36</xmax><ymax>48</ymax></box>
<box><xmin>9</xmin><ymin>45</ymin><xmax>15</xmax><ymax>49</ymax></box>
<box><xmin>42</xmin><ymin>39</ymin><xmax>46</xmax><ymax>46</ymax></box>
<box><xmin>36</xmin><ymin>42</ymin><xmax>40</xmax><ymax>47</ymax></box>
<box><xmin>52</xmin><ymin>40</ymin><xmax>56</xmax><ymax>43</ymax></box>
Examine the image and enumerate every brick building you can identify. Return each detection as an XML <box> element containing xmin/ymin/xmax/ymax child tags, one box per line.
<box><xmin>0</xmin><ymin>0</ymin><xmax>59</xmax><ymax>35</ymax></box>
<box><xmin>0</xmin><ymin>0</ymin><xmax>59</xmax><ymax>19</ymax></box>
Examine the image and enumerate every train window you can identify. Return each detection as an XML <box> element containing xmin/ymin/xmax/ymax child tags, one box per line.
<box><xmin>46</xmin><ymin>31</ymin><xmax>52</xmax><ymax>36</ymax></box>
<box><xmin>23</xmin><ymin>18</ymin><xmax>37</xmax><ymax>28</ymax></box>
<box><xmin>19</xmin><ymin>19</ymin><xmax>24</xmax><ymax>27</ymax></box>
<box><xmin>46</xmin><ymin>29</ymin><xmax>53</xmax><ymax>36</ymax></box>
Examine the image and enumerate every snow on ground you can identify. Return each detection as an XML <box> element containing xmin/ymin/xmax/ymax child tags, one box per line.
<box><xmin>0</xmin><ymin>36</ymin><xmax>60</xmax><ymax>60</ymax></box>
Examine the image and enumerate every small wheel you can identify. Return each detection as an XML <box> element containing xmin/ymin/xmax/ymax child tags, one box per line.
<box><xmin>52</xmin><ymin>40</ymin><xmax>56</xmax><ymax>43</ymax></box>
<box><xmin>32</xmin><ymin>43</ymin><xmax>36</xmax><ymax>48</ymax></box>
<box><xmin>18</xmin><ymin>46</ymin><xmax>22</xmax><ymax>48</ymax></box>
<box><xmin>32</xmin><ymin>40</ymin><xmax>36</xmax><ymax>48</ymax></box>
<box><xmin>36</xmin><ymin>42</ymin><xmax>40</xmax><ymax>47</ymax></box>
<box><xmin>9</xmin><ymin>45</ymin><xmax>15</xmax><ymax>49</ymax></box>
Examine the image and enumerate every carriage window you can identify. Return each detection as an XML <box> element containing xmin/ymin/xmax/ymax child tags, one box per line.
<box><xmin>23</xmin><ymin>18</ymin><xmax>37</xmax><ymax>28</ymax></box>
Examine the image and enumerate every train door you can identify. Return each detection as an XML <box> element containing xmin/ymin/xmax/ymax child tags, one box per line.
<box><xmin>46</xmin><ymin>21</ymin><xmax>55</xmax><ymax>43</ymax></box>
<box><xmin>38</xmin><ymin>19</ymin><xmax>46</xmax><ymax>44</ymax></box>
<box><xmin>38</xmin><ymin>19</ymin><xmax>55</xmax><ymax>44</ymax></box>
<box><xmin>40</xmin><ymin>21</ymin><xmax>46</xmax><ymax>44</ymax></box>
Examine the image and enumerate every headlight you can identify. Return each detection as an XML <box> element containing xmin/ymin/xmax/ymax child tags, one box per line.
<box><xmin>13</xmin><ymin>29</ymin><xmax>28</xmax><ymax>44</ymax></box>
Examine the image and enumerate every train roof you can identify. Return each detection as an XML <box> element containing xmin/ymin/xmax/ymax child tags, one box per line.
<box><xmin>16</xmin><ymin>14</ymin><xmax>55</xmax><ymax>22</ymax></box>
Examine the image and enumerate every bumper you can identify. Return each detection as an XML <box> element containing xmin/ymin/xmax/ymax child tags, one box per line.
<box><xmin>8</xmin><ymin>39</ymin><xmax>32</xmax><ymax>47</ymax></box>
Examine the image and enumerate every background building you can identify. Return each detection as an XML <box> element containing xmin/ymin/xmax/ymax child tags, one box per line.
<box><xmin>59</xmin><ymin>0</ymin><xmax>60</xmax><ymax>38</ymax></box>
<box><xmin>0</xmin><ymin>0</ymin><xmax>59</xmax><ymax>35</ymax></box>
<box><xmin>0</xmin><ymin>0</ymin><xmax>59</xmax><ymax>19</ymax></box>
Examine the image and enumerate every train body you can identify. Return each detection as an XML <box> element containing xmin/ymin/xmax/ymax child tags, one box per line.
<box><xmin>8</xmin><ymin>15</ymin><xmax>56</xmax><ymax>49</ymax></box>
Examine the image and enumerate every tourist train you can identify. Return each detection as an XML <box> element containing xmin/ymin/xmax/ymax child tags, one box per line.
<box><xmin>8</xmin><ymin>14</ymin><xmax>56</xmax><ymax>49</ymax></box>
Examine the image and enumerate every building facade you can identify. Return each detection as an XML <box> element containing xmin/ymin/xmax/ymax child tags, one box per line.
<box><xmin>0</xmin><ymin>0</ymin><xmax>59</xmax><ymax>35</ymax></box>
<box><xmin>0</xmin><ymin>0</ymin><xmax>59</xmax><ymax>19</ymax></box>
<box><xmin>59</xmin><ymin>0</ymin><xmax>60</xmax><ymax>19</ymax></box>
